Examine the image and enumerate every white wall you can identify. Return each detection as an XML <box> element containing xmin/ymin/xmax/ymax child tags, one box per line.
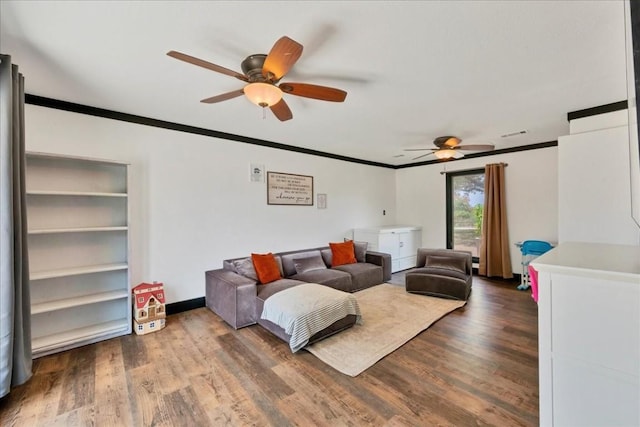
<box><xmin>25</xmin><ymin>103</ymin><xmax>567</xmax><ymax>297</ymax></box>
<box><xmin>395</xmin><ymin>147</ymin><xmax>559</xmax><ymax>274</ymax></box>
<box><xmin>25</xmin><ymin>105</ymin><xmax>396</xmax><ymax>303</ymax></box>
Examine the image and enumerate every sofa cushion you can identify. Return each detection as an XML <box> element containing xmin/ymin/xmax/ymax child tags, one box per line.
<box><xmin>406</xmin><ymin>273</ymin><xmax>471</xmax><ymax>300</ymax></box>
<box><xmin>256</xmin><ymin>279</ymin><xmax>306</xmax><ymax>302</ymax></box>
<box><xmin>425</xmin><ymin>255</ymin><xmax>466</xmax><ymax>274</ymax></box>
<box><xmin>408</xmin><ymin>266</ymin><xmax>469</xmax><ymax>282</ymax></box>
<box><xmin>333</xmin><ymin>262</ymin><xmax>383</xmax><ymax>291</ymax></box>
<box><xmin>293</xmin><ymin>253</ymin><xmax>327</xmax><ymax>274</ymax></box>
<box><xmin>290</xmin><ymin>268</ymin><xmax>352</xmax><ymax>291</ymax></box>
<box><xmin>321</xmin><ymin>248</ymin><xmax>333</xmax><ymax>266</ymax></box>
<box><xmin>329</xmin><ymin>241</ymin><xmax>357</xmax><ymax>267</ymax></box>
<box><xmin>251</xmin><ymin>253</ymin><xmax>282</xmax><ymax>284</ymax></box>
<box><xmin>344</xmin><ymin>239</ymin><xmax>368</xmax><ymax>263</ymax></box>
<box><xmin>232</xmin><ymin>257</ymin><xmax>258</xmax><ymax>281</ymax></box>
<box><xmin>281</xmin><ymin>250</ymin><xmax>324</xmax><ymax>277</ymax></box>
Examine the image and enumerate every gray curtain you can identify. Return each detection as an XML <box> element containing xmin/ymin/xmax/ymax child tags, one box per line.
<box><xmin>0</xmin><ymin>54</ymin><xmax>32</xmax><ymax>398</ymax></box>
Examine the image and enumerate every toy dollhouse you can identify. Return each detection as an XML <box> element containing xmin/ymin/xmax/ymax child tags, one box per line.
<box><xmin>132</xmin><ymin>282</ymin><xmax>166</xmax><ymax>335</ymax></box>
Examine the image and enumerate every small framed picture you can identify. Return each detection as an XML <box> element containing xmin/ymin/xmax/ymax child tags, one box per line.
<box><xmin>317</xmin><ymin>193</ymin><xmax>327</xmax><ymax>209</ymax></box>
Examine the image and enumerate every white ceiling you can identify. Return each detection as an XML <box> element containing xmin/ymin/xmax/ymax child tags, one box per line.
<box><xmin>0</xmin><ymin>1</ymin><xmax>628</xmax><ymax>166</ymax></box>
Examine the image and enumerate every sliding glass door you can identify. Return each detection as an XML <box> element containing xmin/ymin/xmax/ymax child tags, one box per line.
<box><xmin>446</xmin><ymin>169</ymin><xmax>485</xmax><ymax>262</ymax></box>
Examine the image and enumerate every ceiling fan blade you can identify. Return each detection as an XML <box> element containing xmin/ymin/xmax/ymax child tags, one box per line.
<box><xmin>270</xmin><ymin>98</ymin><xmax>293</xmax><ymax>121</ymax></box>
<box><xmin>404</xmin><ymin>148</ymin><xmax>437</xmax><ymax>152</ymax></box>
<box><xmin>200</xmin><ymin>89</ymin><xmax>245</xmax><ymax>104</ymax></box>
<box><xmin>262</xmin><ymin>36</ymin><xmax>303</xmax><ymax>81</ymax></box>
<box><xmin>412</xmin><ymin>152</ymin><xmax>435</xmax><ymax>161</ymax></box>
<box><xmin>454</xmin><ymin>144</ymin><xmax>495</xmax><ymax>151</ymax></box>
<box><xmin>167</xmin><ymin>50</ymin><xmax>248</xmax><ymax>82</ymax></box>
<box><xmin>279</xmin><ymin>83</ymin><xmax>347</xmax><ymax>102</ymax></box>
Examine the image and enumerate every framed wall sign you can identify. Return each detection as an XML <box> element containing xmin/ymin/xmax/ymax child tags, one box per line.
<box><xmin>267</xmin><ymin>171</ymin><xmax>314</xmax><ymax>206</ymax></box>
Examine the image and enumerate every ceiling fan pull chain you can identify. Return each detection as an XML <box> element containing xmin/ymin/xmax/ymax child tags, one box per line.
<box><xmin>262</xmin><ymin>107</ymin><xmax>266</xmax><ymax>120</ymax></box>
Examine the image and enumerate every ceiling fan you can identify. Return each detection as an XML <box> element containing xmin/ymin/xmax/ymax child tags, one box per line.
<box><xmin>167</xmin><ymin>36</ymin><xmax>347</xmax><ymax>122</ymax></box>
<box><xmin>404</xmin><ymin>136</ymin><xmax>495</xmax><ymax>161</ymax></box>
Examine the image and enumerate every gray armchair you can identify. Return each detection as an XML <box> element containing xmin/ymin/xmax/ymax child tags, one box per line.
<box><xmin>405</xmin><ymin>248</ymin><xmax>472</xmax><ymax>301</ymax></box>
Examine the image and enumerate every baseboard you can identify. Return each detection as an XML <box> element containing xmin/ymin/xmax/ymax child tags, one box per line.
<box><xmin>166</xmin><ymin>297</ymin><xmax>205</xmax><ymax>315</ymax></box>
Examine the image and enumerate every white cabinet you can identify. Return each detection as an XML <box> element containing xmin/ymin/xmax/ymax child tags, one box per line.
<box><xmin>532</xmin><ymin>242</ymin><xmax>640</xmax><ymax>427</ymax></box>
<box><xmin>558</xmin><ymin>114</ymin><xmax>640</xmax><ymax>245</ymax></box>
<box><xmin>26</xmin><ymin>152</ymin><xmax>131</xmax><ymax>358</ymax></box>
<box><xmin>353</xmin><ymin>226</ymin><xmax>422</xmax><ymax>273</ymax></box>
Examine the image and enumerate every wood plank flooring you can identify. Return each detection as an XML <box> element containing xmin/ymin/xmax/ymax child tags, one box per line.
<box><xmin>1</xmin><ymin>276</ymin><xmax>539</xmax><ymax>426</ymax></box>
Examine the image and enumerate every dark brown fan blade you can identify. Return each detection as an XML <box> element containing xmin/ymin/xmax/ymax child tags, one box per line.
<box><xmin>279</xmin><ymin>83</ymin><xmax>347</xmax><ymax>102</ymax></box>
<box><xmin>262</xmin><ymin>36</ymin><xmax>303</xmax><ymax>81</ymax></box>
<box><xmin>453</xmin><ymin>144</ymin><xmax>495</xmax><ymax>151</ymax></box>
<box><xmin>404</xmin><ymin>148</ymin><xmax>437</xmax><ymax>152</ymax></box>
<box><xmin>167</xmin><ymin>51</ymin><xmax>248</xmax><ymax>82</ymax></box>
<box><xmin>270</xmin><ymin>98</ymin><xmax>293</xmax><ymax>121</ymax></box>
<box><xmin>200</xmin><ymin>89</ymin><xmax>245</xmax><ymax>104</ymax></box>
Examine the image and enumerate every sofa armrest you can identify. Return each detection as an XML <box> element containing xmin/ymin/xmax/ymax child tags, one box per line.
<box><xmin>365</xmin><ymin>250</ymin><xmax>392</xmax><ymax>282</ymax></box>
<box><xmin>205</xmin><ymin>268</ymin><xmax>257</xmax><ymax>329</ymax></box>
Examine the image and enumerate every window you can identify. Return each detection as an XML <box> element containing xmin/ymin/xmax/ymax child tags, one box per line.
<box><xmin>446</xmin><ymin>169</ymin><xmax>485</xmax><ymax>262</ymax></box>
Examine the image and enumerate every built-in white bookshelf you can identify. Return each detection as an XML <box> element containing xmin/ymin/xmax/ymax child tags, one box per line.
<box><xmin>26</xmin><ymin>152</ymin><xmax>131</xmax><ymax>358</ymax></box>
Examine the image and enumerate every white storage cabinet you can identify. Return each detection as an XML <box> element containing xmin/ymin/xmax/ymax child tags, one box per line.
<box><xmin>532</xmin><ymin>242</ymin><xmax>640</xmax><ymax>427</ymax></box>
<box><xmin>353</xmin><ymin>226</ymin><xmax>422</xmax><ymax>273</ymax></box>
<box><xmin>558</xmin><ymin>123</ymin><xmax>639</xmax><ymax>245</ymax></box>
<box><xmin>26</xmin><ymin>152</ymin><xmax>131</xmax><ymax>358</ymax></box>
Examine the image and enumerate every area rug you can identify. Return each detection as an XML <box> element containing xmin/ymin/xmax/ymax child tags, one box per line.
<box><xmin>306</xmin><ymin>283</ymin><xmax>466</xmax><ymax>376</ymax></box>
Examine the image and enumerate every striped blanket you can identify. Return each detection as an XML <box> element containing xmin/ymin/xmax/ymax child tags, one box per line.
<box><xmin>260</xmin><ymin>283</ymin><xmax>362</xmax><ymax>352</ymax></box>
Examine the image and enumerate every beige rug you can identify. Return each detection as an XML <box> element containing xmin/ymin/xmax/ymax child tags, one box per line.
<box><xmin>306</xmin><ymin>283</ymin><xmax>466</xmax><ymax>376</ymax></box>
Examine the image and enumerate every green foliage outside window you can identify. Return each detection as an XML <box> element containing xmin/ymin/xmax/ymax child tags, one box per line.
<box><xmin>452</xmin><ymin>173</ymin><xmax>485</xmax><ymax>255</ymax></box>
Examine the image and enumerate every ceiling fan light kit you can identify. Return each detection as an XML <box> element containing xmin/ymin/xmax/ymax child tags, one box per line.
<box><xmin>433</xmin><ymin>149</ymin><xmax>457</xmax><ymax>160</ymax></box>
<box><xmin>167</xmin><ymin>36</ymin><xmax>347</xmax><ymax>121</ymax></box>
<box><xmin>244</xmin><ymin>82</ymin><xmax>282</xmax><ymax>107</ymax></box>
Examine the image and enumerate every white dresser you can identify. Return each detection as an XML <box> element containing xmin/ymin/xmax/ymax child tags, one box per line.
<box><xmin>532</xmin><ymin>242</ymin><xmax>640</xmax><ymax>427</ymax></box>
<box><xmin>353</xmin><ymin>226</ymin><xmax>422</xmax><ymax>273</ymax></box>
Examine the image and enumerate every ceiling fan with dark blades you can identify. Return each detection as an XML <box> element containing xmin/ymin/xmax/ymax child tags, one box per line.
<box><xmin>405</xmin><ymin>136</ymin><xmax>495</xmax><ymax>161</ymax></box>
<box><xmin>167</xmin><ymin>36</ymin><xmax>347</xmax><ymax>122</ymax></box>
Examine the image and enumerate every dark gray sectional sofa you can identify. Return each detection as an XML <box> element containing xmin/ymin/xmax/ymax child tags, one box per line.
<box><xmin>205</xmin><ymin>245</ymin><xmax>391</xmax><ymax>345</ymax></box>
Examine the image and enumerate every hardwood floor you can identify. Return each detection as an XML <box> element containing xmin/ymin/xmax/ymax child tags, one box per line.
<box><xmin>1</xmin><ymin>276</ymin><xmax>539</xmax><ymax>426</ymax></box>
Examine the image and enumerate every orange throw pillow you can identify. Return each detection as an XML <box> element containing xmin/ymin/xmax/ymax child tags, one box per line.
<box><xmin>329</xmin><ymin>241</ymin><xmax>357</xmax><ymax>267</ymax></box>
<box><xmin>251</xmin><ymin>253</ymin><xmax>282</xmax><ymax>284</ymax></box>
